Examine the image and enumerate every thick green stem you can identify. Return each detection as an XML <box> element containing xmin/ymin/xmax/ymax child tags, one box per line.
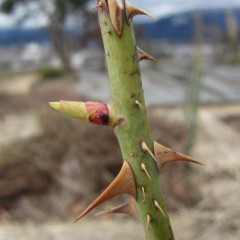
<box><xmin>98</xmin><ymin>9</ymin><xmax>174</xmax><ymax>240</ymax></box>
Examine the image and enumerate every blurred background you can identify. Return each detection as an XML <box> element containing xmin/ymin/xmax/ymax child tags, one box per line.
<box><xmin>0</xmin><ymin>0</ymin><xmax>239</xmax><ymax>239</ymax></box>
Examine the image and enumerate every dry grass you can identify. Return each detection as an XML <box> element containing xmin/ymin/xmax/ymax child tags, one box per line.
<box><xmin>0</xmin><ymin>77</ymin><xmax>239</xmax><ymax>239</ymax></box>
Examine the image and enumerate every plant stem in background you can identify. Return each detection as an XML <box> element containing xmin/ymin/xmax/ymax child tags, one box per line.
<box><xmin>185</xmin><ymin>13</ymin><xmax>203</xmax><ymax>155</ymax></box>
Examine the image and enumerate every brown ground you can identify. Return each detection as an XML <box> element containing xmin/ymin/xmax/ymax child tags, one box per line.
<box><xmin>0</xmin><ymin>73</ymin><xmax>239</xmax><ymax>239</ymax></box>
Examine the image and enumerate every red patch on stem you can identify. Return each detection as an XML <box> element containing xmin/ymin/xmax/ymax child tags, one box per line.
<box><xmin>85</xmin><ymin>102</ymin><xmax>109</xmax><ymax>125</ymax></box>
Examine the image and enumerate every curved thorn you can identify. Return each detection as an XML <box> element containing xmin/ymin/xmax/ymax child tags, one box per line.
<box><xmin>141</xmin><ymin>141</ymin><xmax>158</xmax><ymax>163</ymax></box>
<box><xmin>135</xmin><ymin>100</ymin><xmax>144</xmax><ymax>110</ymax></box>
<box><xmin>154</xmin><ymin>141</ymin><xmax>203</xmax><ymax>169</ymax></box>
<box><xmin>137</xmin><ymin>47</ymin><xmax>158</xmax><ymax>63</ymax></box>
<box><xmin>154</xmin><ymin>200</ymin><xmax>165</xmax><ymax>217</ymax></box>
<box><xmin>124</xmin><ymin>0</ymin><xmax>155</xmax><ymax>23</ymax></box>
<box><xmin>141</xmin><ymin>163</ymin><xmax>151</xmax><ymax>181</ymax></box>
<box><xmin>75</xmin><ymin>161</ymin><xmax>136</xmax><ymax>222</ymax></box>
<box><xmin>93</xmin><ymin>0</ymin><xmax>103</xmax><ymax>10</ymax></box>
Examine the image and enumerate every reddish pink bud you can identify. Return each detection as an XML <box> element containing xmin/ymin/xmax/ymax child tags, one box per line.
<box><xmin>85</xmin><ymin>102</ymin><xmax>109</xmax><ymax>125</ymax></box>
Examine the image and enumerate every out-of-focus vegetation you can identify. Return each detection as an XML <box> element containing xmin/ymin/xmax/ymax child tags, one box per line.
<box><xmin>0</xmin><ymin>0</ymin><xmax>93</xmax><ymax>74</ymax></box>
<box><xmin>38</xmin><ymin>67</ymin><xmax>67</xmax><ymax>80</ymax></box>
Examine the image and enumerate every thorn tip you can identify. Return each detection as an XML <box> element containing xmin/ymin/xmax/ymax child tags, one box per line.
<box><xmin>137</xmin><ymin>47</ymin><xmax>158</xmax><ymax>63</ymax></box>
<box><xmin>141</xmin><ymin>163</ymin><xmax>151</xmax><ymax>181</ymax></box>
<box><xmin>154</xmin><ymin>141</ymin><xmax>203</xmax><ymax>169</ymax></box>
<box><xmin>154</xmin><ymin>200</ymin><xmax>166</xmax><ymax>217</ymax></box>
<box><xmin>135</xmin><ymin>100</ymin><xmax>144</xmax><ymax>110</ymax></box>
<box><xmin>124</xmin><ymin>1</ymin><xmax>155</xmax><ymax>23</ymax></box>
<box><xmin>74</xmin><ymin>161</ymin><xmax>136</xmax><ymax>222</ymax></box>
<box><xmin>141</xmin><ymin>141</ymin><xmax>158</xmax><ymax>163</ymax></box>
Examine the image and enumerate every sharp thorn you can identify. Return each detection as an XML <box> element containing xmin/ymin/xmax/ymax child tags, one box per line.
<box><xmin>146</xmin><ymin>214</ymin><xmax>151</xmax><ymax>231</ymax></box>
<box><xmin>154</xmin><ymin>200</ymin><xmax>165</xmax><ymax>217</ymax></box>
<box><xmin>124</xmin><ymin>1</ymin><xmax>155</xmax><ymax>23</ymax></box>
<box><xmin>154</xmin><ymin>141</ymin><xmax>203</xmax><ymax>169</ymax></box>
<box><xmin>137</xmin><ymin>47</ymin><xmax>158</xmax><ymax>63</ymax></box>
<box><xmin>141</xmin><ymin>141</ymin><xmax>158</xmax><ymax>163</ymax></box>
<box><xmin>74</xmin><ymin>161</ymin><xmax>136</xmax><ymax>222</ymax></box>
<box><xmin>108</xmin><ymin>0</ymin><xmax>123</xmax><ymax>36</ymax></box>
<box><xmin>141</xmin><ymin>186</ymin><xmax>146</xmax><ymax>204</ymax></box>
<box><xmin>92</xmin><ymin>1</ymin><xmax>103</xmax><ymax>10</ymax></box>
<box><xmin>141</xmin><ymin>163</ymin><xmax>151</xmax><ymax>181</ymax></box>
<box><xmin>135</xmin><ymin>100</ymin><xmax>144</xmax><ymax>110</ymax></box>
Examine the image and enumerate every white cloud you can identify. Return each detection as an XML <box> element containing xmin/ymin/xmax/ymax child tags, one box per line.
<box><xmin>0</xmin><ymin>0</ymin><xmax>48</xmax><ymax>28</ymax></box>
<box><xmin>1</xmin><ymin>0</ymin><xmax>240</xmax><ymax>28</ymax></box>
<box><xmin>0</xmin><ymin>14</ymin><xmax>15</xmax><ymax>28</ymax></box>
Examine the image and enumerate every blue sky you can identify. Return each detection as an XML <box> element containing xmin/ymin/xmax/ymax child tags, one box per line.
<box><xmin>1</xmin><ymin>0</ymin><xmax>240</xmax><ymax>28</ymax></box>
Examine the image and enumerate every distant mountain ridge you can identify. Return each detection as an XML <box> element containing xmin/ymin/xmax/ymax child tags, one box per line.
<box><xmin>0</xmin><ymin>8</ymin><xmax>240</xmax><ymax>46</ymax></box>
<box><xmin>0</xmin><ymin>27</ymin><xmax>49</xmax><ymax>46</ymax></box>
<box><xmin>141</xmin><ymin>8</ymin><xmax>240</xmax><ymax>42</ymax></box>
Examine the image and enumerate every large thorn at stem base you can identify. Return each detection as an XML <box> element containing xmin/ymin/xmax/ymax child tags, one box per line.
<box><xmin>75</xmin><ymin>161</ymin><xmax>136</xmax><ymax>222</ymax></box>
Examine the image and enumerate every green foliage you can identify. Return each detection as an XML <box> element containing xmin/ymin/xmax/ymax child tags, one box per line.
<box><xmin>0</xmin><ymin>0</ymin><xmax>32</xmax><ymax>13</ymax></box>
<box><xmin>39</xmin><ymin>66</ymin><xmax>66</xmax><ymax>80</ymax></box>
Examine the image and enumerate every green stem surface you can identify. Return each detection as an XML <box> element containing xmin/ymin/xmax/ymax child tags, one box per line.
<box><xmin>98</xmin><ymin>10</ymin><xmax>174</xmax><ymax>240</ymax></box>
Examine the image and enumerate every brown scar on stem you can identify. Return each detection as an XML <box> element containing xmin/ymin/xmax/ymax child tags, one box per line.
<box><xmin>141</xmin><ymin>163</ymin><xmax>151</xmax><ymax>181</ymax></box>
<box><xmin>130</xmin><ymin>69</ymin><xmax>140</xmax><ymax>77</ymax></box>
<box><xmin>130</xmin><ymin>93</ymin><xmax>136</xmax><ymax>99</ymax></box>
<box><xmin>103</xmin><ymin>19</ymin><xmax>107</xmax><ymax>26</ymax></box>
<box><xmin>104</xmin><ymin>29</ymin><xmax>112</xmax><ymax>35</ymax></box>
<box><xmin>154</xmin><ymin>199</ymin><xmax>165</xmax><ymax>217</ymax></box>
<box><xmin>132</xmin><ymin>52</ymin><xmax>138</xmax><ymax>62</ymax></box>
